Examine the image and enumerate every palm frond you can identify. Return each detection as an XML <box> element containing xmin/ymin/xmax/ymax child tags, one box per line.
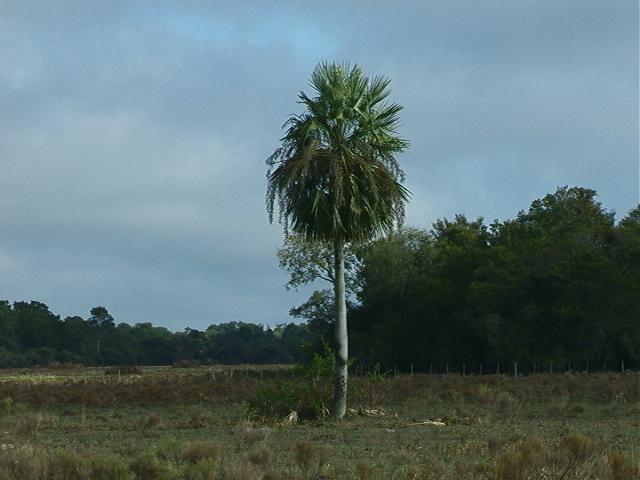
<box><xmin>267</xmin><ymin>62</ymin><xmax>410</xmax><ymax>243</ymax></box>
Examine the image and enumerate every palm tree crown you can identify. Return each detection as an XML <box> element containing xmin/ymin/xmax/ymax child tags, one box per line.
<box><xmin>267</xmin><ymin>62</ymin><xmax>410</xmax><ymax>242</ymax></box>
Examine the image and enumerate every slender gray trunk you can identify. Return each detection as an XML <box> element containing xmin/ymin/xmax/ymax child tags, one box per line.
<box><xmin>333</xmin><ymin>238</ymin><xmax>348</xmax><ymax>419</ymax></box>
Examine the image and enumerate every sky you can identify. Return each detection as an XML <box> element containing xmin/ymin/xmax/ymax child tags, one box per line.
<box><xmin>1</xmin><ymin>1</ymin><xmax>638</xmax><ymax>331</ymax></box>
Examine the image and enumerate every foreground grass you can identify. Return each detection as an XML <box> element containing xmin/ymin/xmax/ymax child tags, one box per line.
<box><xmin>0</xmin><ymin>367</ymin><xmax>638</xmax><ymax>479</ymax></box>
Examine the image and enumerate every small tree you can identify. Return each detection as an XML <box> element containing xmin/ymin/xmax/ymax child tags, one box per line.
<box><xmin>267</xmin><ymin>62</ymin><xmax>409</xmax><ymax>418</ymax></box>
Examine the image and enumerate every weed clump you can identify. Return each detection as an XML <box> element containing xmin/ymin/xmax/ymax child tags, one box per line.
<box><xmin>15</xmin><ymin>413</ymin><xmax>42</xmax><ymax>437</ymax></box>
<box><xmin>180</xmin><ymin>441</ymin><xmax>223</xmax><ymax>464</ymax></box>
<box><xmin>129</xmin><ymin>453</ymin><xmax>176</xmax><ymax>480</ymax></box>
<box><xmin>234</xmin><ymin>422</ymin><xmax>272</xmax><ymax>444</ymax></box>
<box><xmin>140</xmin><ymin>413</ymin><xmax>162</xmax><ymax>431</ymax></box>
<box><xmin>48</xmin><ymin>450</ymin><xmax>90</xmax><ymax>480</ymax></box>
<box><xmin>247</xmin><ymin>444</ymin><xmax>273</xmax><ymax>468</ymax></box>
<box><xmin>294</xmin><ymin>441</ymin><xmax>314</xmax><ymax>473</ymax></box>
<box><xmin>563</xmin><ymin>432</ymin><xmax>594</xmax><ymax>463</ymax></box>
<box><xmin>496</xmin><ymin>436</ymin><xmax>544</xmax><ymax>480</ymax></box>
<box><xmin>89</xmin><ymin>455</ymin><xmax>133</xmax><ymax>480</ymax></box>
<box><xmin>0</xmin><ymin>445</ymin><xmax>48</xmax><ymax>479</ymax></box>
<box><xmin>181</xmin><ymin>458</ymin><xmax>217</xmax><ymax>480</ymax></box>
<box><xmin>608</xmin><ymin>451</ymin><xmax>639</xmax><ymax>480</ymax></box>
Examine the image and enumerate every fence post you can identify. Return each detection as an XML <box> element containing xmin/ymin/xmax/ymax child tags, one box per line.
<box><xmin>496</xmin><ymin>362</ymin><xmax>500</xmax><ymax>375</ymax></box>
<box><xmin>429</xmin><ymin>364</ymin><xmax>433</xmax><ymax>375</ymax></box>
<box><xmin>621</xmin><ymin>360</ymin><xmax>625</xmax><ymax>373</ymax></box>
<box><xmin>462</xmin><ymin>363</ymin><xmax>466</xmax><ymax>376</ymax></box>
<box><xmin>479</xmin><ymin>363</ymin><xmax>483</xmax><ymax>376</ymax></box>
<box><xmin>514</xmin><ymin>362</ymin><xmax>518</xmax><ymax>377</ymax></box>
<box><xmin>410</xmin><ymin>363</ymin><xmax>414</xmax><ymax>376</ymax></box>
<box><xmin>446</xmin><ymin>363</ymin><xmax>449</xmax><ymax>375</ymax></box>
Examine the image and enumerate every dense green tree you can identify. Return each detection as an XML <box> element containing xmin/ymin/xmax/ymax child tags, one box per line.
<box><xmin>0</xmin><ymin>301</ymin><xmax>17</xmax><ymax>350</ymax></box>
<box><xmin>350</xmin><ymin>187</ymin><xmax>640</xmax><ymax>372</ymax></box>
<box><xmin>277</xmin><ymin>234</ymin><xmax>361</xmax><ymax>293</ymax></box>
<box><xmin>267</xmin><ymin>62</ymin><xmax>410</xmax><ymax>417</ymax></box>
<box><xmin>13</xmin><ymin>301</ymin><xmax>63</xmax><ymax>350</ymax></box>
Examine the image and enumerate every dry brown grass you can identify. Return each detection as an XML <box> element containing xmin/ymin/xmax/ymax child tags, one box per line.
<box><xmin>180</xmin><ymin>441</ymin><xmax>223</xmax><ymax>464</ymax></box>
<box><xmin>608</xmin><ymin>452</ymin><xmax>640</xmax><ymax>480</ymax></box>
<box><xmin>0</xmin><ymin>368</ymin><xmax>637</xmax><ymax>479</ymax></box>
<box><xmin>496</xmin><ymin>436</ymin><xmax>545</xmax><ymax>480</ymax></box>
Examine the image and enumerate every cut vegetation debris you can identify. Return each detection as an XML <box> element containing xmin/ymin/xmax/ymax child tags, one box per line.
<box><xmin>348</xmin><ymin>407</ymin><xmax>388</xmax><ymax>417</ymax></box>
<box><xmin>410</xmin><ymin>419</ymin><xmax>447</xmax><ymax>426</ymax></box>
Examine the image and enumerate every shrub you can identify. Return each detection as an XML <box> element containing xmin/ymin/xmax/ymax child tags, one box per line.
<box><xmin>295</xmin><ymin>346</ymin><xmax>335</xmax><ymax>384</ymax></box>
<box><xmin>15</xmin><ymin>413</ymin><xmax>42</xmax><ymax>437</ymax></box>
<box><xmin>90</xmin><ymin>455</ymin><xmax>134</xmax><ymax>480</ymax></box>
<box><xmin>216</xmin><ymin>462</ymin><xmax>258</xmax><ymax>480</ymax></box>
<box><xmin>246</xmin><ymin>380</ymin><xmax>330</xmax><ymax>421</ymax></box>
<box><xmin>154</xmin><ymin>437</ymin><xmax>182</xmax><ymax>462</ymax></box>
<box><xmin>294</xmin><ymin>441</ymin><xmax>314</xmax><ymax>473</ymax></box>
<box><xmin>0</xmin><ymin>397</ymin><xmax>16</xmax><ymax>416</ymax></box>
<box><xmin>129</xmin><ymin>453</ymin><xmax>176</xmax><ymax>480</ymax></box>
<box><xmin>181</xmin><ymin>458</ymin><xmax>218</xmax><ymax>480</ymax></box>
<box><xmin>180</xmin><ymin>441</ymin><xmax>223</xmax><ymax>464</ymax></box>
<box><xmin>48</xmin><ymin>450</ymin><xmax>90</xmax><ymax>480</ymax></box>
<box><xmin>233</xmin><ymin>423</ymin><xmax>272</xmax><ymax>444</ymax></box>
<box><xmin>0</xmin><ymin>445</ymin><xmax>48</xmax><ymax>480</ymax></box>
<box><xmin>247</xmin><ymin>445</ymin><xmax>273</xmax><ymax>468</ymax></box>
<box><xmin>496</xmin><ymin>437</ymin><xmax>544</xmax><ymax>480</ymax></box>
<box><xmin>563</xmin><ymin>433</ymin><xmax>594</xmax><ymax>463</ymax></box>
<box><xmin>140</xmin><ymin>413</ymin><xmax>162</xmax><ymax>431</ymax></box>
<box><xmin>608</xmin><ymin>452</ymin><xmax>639</xmax><ymax>480</ymax></box>
<box><xmin>247</xmin><ymin>347</ymin><xmax>334</xmax><ymax>421</ymax></box>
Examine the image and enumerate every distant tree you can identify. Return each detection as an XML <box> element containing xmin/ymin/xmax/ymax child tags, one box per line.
<box><xmin>0</xmin><ymin>301</ymin><xmax>17</xmax><ymax>350</ymax></box>
<box><xmin>88</xmin><ymin>306</ymin><xmax>115</xmax><ymax>364</ymax></box>
<box><xmin>13</xmin><ymin>301</ymin><xmax>62</xmax><ymax>351</ymax></box>
<box><xmin>290</xmin><ymin>290</ymin><xmax>335</xmax><ymax>336</ymax></box>
<box><xmin>355</xmin><ymin>228</ymin><xmax>430</xmax><ymax>368</ymax></box>
<box><xmin>267</xmin><ymin>62</ymin><xmax>409</xmax><ymax>417</ymax></box>
<box><xmin>88</xmin><ymin>306</ymin><xmax>115</xmax><ymax>328</ymax></box>
<box><xmin>61</xmin><ymin>316</ymin><xmax>90</xmax><ymax>356</ymax></box>
<box><xmin>277</xmin><ymin>234</ymin><xmax>362</xmax><ymax>293</ymax></box>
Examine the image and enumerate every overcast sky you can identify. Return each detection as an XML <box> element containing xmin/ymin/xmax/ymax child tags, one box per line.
<box><xmin>1</xmin><ymin>1</ymin><xmax>638</xmax><ymax>330</ymax></box>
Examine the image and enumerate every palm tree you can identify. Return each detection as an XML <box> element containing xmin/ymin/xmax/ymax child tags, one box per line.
<box><xmin>267</xmin><ymin>62</ymin><xmax>409</xmax><ymax>418</ymax></box>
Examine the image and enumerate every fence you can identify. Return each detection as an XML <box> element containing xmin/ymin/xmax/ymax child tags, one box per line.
<box><xmin>352</xmin><ymin>359</ymin><xmax>633</xmax><ymax>377</ymax></box>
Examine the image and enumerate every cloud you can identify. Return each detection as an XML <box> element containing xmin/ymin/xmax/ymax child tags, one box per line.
<box><xmin>1</xmin><ymin>0</ymin><xmax>637</xmax><ymax>329</ymax></box>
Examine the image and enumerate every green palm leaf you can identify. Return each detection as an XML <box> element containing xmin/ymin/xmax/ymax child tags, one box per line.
<box><xmin>267</xmin><ymin>62</ymin><xmax>410</xmax><ymax>243</ymax></box>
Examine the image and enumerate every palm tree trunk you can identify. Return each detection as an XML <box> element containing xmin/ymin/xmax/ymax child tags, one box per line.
<box><xmin>333</xmin><ymin>237</ymin><xmax>348</xmax><ymax>419</ymax></box>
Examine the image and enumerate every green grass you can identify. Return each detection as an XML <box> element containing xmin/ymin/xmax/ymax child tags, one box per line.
<box><xmin>0</xmin><ymin>367</ymin><xmax>638</xmax><ymax>479</ymax></box>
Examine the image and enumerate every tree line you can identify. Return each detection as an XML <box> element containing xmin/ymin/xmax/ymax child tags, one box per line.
<box><xmin>0</xmin><ymin>303</ymin><xmax>314</xmax><ymax>367</ymax></box>
<box><xmin>1</xmin><ymin>186</ymin><xmax>638</xmax><ymax>371</ymax></box>
<box><xmin>300</xmin><ymin>186</ymin><xmax>639</xmax><ymax>373</ymax></box>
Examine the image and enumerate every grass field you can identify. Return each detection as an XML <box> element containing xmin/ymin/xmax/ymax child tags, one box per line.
<box><xmin>0</xmin><ymin>366</ymin><xmax>638</xmax><ymax>479</ymax></box>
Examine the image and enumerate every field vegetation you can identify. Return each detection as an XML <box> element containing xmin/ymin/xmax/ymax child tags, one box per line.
<box><xmin>0</xmin><ymin>366</ymin><xmax>638</xmax><ymax>479</ymax></box>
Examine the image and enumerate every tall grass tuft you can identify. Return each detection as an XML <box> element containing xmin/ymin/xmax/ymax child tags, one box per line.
<box><xmin>180</xmin><ymin>441</ymin><xmax>223</xmax><ymax>464</ymax></box>
<box><xmin>608</xmin><ymin>452</ymin><xmax>639</xmax><ymax>480</ymax></box>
